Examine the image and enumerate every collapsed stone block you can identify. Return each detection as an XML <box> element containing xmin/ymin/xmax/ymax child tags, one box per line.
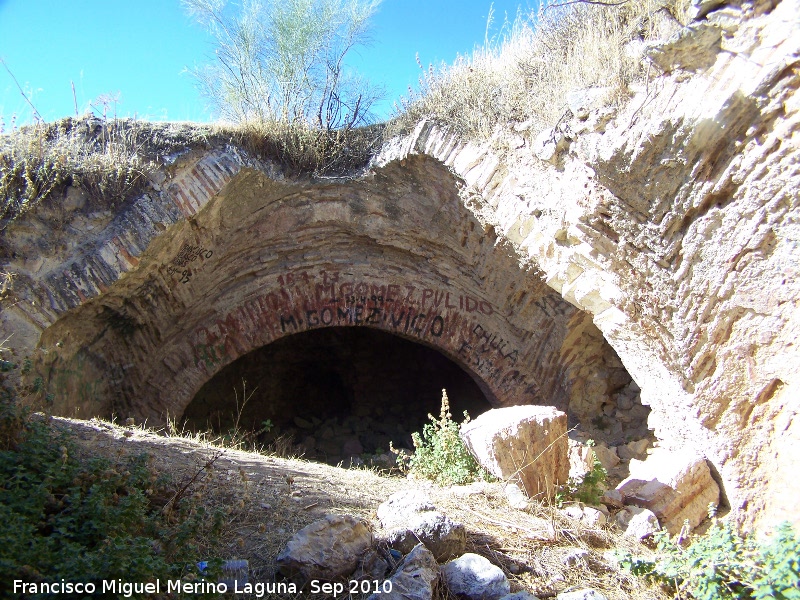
<box><xmin>616</xmin><ymin>449</ymin><xmax>720</xmax><ymax>534</ymax></box>
<box><xmin>615</xmin><ymin>506</ymin><xmax>661</xmax><ymax>540</ymax></box>
<box><xmin>460</xmin><ymin>406</ymin><xmax>569</xmax><ymax>500</ymax></box>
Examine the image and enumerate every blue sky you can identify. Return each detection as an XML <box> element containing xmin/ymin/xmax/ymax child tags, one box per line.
<box><xmin>0</xmin><ymin>0</ymin><xmax>536</xmax><ymax>126</ymax></box>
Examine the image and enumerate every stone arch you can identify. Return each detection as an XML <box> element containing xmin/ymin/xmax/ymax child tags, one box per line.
<box><xmin>30</xmin><ymin>153</ymin><xmax>626</xmax><ymax>433</ymax></box>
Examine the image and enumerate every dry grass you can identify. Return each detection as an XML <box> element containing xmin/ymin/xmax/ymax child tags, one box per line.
<box><xmin>223</xmin><ymin>119</ymin><xmax>385</xmax><ymax>178</ymax></box>
<box><xmin>54</xmin><ymin>416</ymin><xmax>670</xmax><ymax>600</ymax></box>
<box><xmin>390</xmin><ymin>0</ymin><xmax>690</xmax><ymax>141</ymax></box>
<box><xmin>0</xmin><ymin>118</ymin><xmax>156</xmax><ymax>228</ymax></box>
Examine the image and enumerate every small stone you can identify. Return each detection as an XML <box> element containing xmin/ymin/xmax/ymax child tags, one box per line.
<box><xmin>442</xmin><ymin>553</ymin><xmax>510</xmax><ymax>600</ymax></box>
<box><xmin>687</xmin><ymin>0</ymin><xmax>726</xmax><ymax>20</ymax></box>
<box><xmin>615</xmin><ymin>506</ymin><xmax>660</xmax><ymax>540</ymax></box>
<box><xmin>560</xmin><ymin>504</ymin><xmax>585</xmax><ymax>521</ymax></box>
<box><xmin>561</xmin><ymin>548</ymin><xmax>589</xmax><ymax>567</ymax></box>
<box><xmin>617</xmin><ymin>439</ymin><xmax>649</xmax><ymax>461</ymax></box>
<box><xmin>593</xmin><ymin>443</ymin><xmax>620</xmax><ymax>471</ymax></box>
<box><xmin>276</xmin><ymin>514</ymin><xmax>372</xmax><ymax>582</ymax></box>
<box><xmin>368</xmin><ymin>544</ymin><xmax>439</xmax><ymax>600</ymax></box>
<box><xmin>355</xmin><ymin>549</ymin><xmax>390</xmax><ymax>580</ymax></box>
<box><xmin>532</xmin><ymin>128</ymin><xmax>569</xmax><ymax>164</ymax></box>
<box><xmin>377</xmin><ymin>491</ymin><xmax>436</xmax><ymax>527</ymax></box>
<box><xmin>505</xmin><ymin>483</ymin><xmax>530</xmax><ymax>510</ymax></box>
<box><xmin>377</xmin><ymin>491</ymin><xmax>466</xmax><ymax>562</ymax></box>
<box><xmin>600</xmin><ymin>489</ymin><xmax>624</xmax><ymax>509</ymax></box>
<box><xmin>582</xmin><ymin>506</ymin><xmax>607</xmax><ymax>526</ymax></box>
<box><xmin>557</xmin><ymin>590</ymin><xmax>609</xmax><ymax>600</ymax></box>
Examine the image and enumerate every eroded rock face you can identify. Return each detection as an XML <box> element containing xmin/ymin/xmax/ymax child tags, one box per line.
<box><xmin>1</xmin><ymin>0</ymin><xmax>797</xmax><ymax>531</ymax></box>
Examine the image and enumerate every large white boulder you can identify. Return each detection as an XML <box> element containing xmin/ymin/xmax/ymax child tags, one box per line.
<box><xmin>460</xmin><ymin>406</ymin><xmax>569</xmax><ymax>500</ymax></box>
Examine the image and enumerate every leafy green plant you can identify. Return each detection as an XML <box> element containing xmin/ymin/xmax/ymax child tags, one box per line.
<box><xmin>618</xmin><ymin>513</ymin><xmax>800</xmax><ymax>600</ymax></box>
<box><xmin>556</xmin><ymin>440</ymin><xmax>607</xmax><ymax>507</ymax></box>
<box><xmin>0</xmin><ymin>414</ymin><xmax>225</xmax><ymax>590</ymax></box>
<box><xmin>408</xmin><ymin>389</ymin><xmax>490</xmax><ymax>486</ymax></box>
<box><xmin>390</xmin><ymin>0</ymin><xmax>689</xmax><ymax>141</ymax></box>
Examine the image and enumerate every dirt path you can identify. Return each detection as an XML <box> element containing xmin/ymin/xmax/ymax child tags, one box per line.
<box><xmin>54</xmin><ymin>416</ymin><xmax>666</xmax><ymax>600</ymax></box>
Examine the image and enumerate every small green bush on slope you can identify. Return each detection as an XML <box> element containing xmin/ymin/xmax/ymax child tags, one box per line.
<box><xmin>556</xmin><ymin>440</ymin><xmax>607</xmax><ymax>507</ymax></box>
<box><xmin>620</xmin><ymin>516</ymin><xmax>800</xmax><ymax>600</ymax></box>
<box><xmin>0</xmin><ymin>406</ymin><xmax>224</xmax><ymax>593</ymax></box>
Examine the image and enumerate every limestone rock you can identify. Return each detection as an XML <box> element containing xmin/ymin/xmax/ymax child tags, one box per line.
<box><xmin>616</xmin><ymin>439</ymin><xmax>650</xmax><ymax>461</ymax></box>
<box><xmin>593</xmin><ymin>443</ymin><xmax>620</xmax><ymax>471</ymax></box>
<box><xmin>615</xmin><ymin>507</ymin><xmax>661</xmax><ymax>540</ymax></box>
<box><xmin>568</xmin><ymin>440</ymin><xmax>595</xmax><ymax>480</ymax></box>
<box><xmin>377</xmin><ymin>490</ymin><xmax>436</xmax><ymax>525</ymax></box>
<box><xmin>687</xmin><ymin>0</ymin><xmax>727</xmax><ymax>20</ymax></box>
<box><xmin>561</xmin><ymin>548</ymin><xmax>590</xmax><ymax>567</ymax></box>
<box><xmin>646</xmin><ymin>22</ymin><xmax>722</xmax><ymax>72</ymax></box>
<box><xmin>368</xmin><ymin>544</ymin><xmax>439</xmax><ymax>600</ymax></box>
<box><xmin>505</xmin><ymin>483</ymin><xmax>530</xmax><ymax>510</ymax></box>
<box><xmin>533</xmin><ymin>128</ymin><xmax>569</xmax><ymax>164</ymax></box>
<box><xmin>442</xmin><ymin>553</ymin><xmax>511</xmax><ymax>600</ymax></box>
<box><xmin>582</xmin><ymin>506</ymin><xmax>608</xmax><ymax>526</ymax></box>
<box><xmin>566</xmin><ymin>87</ymin><xmax>611</xmax><ymax>119</ymax></box>
<box><xmin>276</xmin><ymin>514</ymin><xmax>372</xmax><ymax>582</ymax></box>
<box><xmin>355</xmin><ymin>549</ymin><xmax>390</xmax><ymax>580</ymax></box>
<box><xmin>600</xmin><ymin>489</ymin><xmax>625</xmax><ymax>509</ymax></box>
<box><xmin>557</xmin><ymin>590</ymin><xmax>609</xmax><ymax>600</ymax></box>
<box><xmin>500</xmin><ymin>592</ymin><xmax>540</xmax><ymax>600</ymax></box>
<box><xmin>616</xmin><ymin>449</ymin><xmax>720</xmax><ymax>534</ymax></box>
<box><xmin>560</xmin><ymin>503</ymin><xmax>607</xmax><ymax>526</ymax></box>
<box><xmin>377</xmin><ymin>491</ymin><xmax>466</xmax><ymax>562</ymax></box>
<box><xmin>460</xmin><ymin>406</ymin><xmax>569</xmax><ymax>500</ymax></box>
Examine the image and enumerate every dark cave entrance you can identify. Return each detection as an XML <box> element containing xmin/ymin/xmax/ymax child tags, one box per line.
<box><xmin>182</xmin><ymin>327</ymin><xmax>491</xmax><ymax>464</ymax></box>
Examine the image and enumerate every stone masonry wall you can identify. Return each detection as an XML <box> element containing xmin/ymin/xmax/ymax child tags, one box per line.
<box><xmin>0</xmin><ymin>0</ymin><xmax>796</xmax><ymax>531</ymax></box>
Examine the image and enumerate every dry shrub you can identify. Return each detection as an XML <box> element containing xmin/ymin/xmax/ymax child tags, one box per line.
<box><xmin>391</xmin><ymin>0</ymin><xmax>690</xmax><ymax>140</ymax></box>
<box><xmin>221</xmin><ymin>119</ymin><xmax>385</xmax><ymax>177</ymax></box>
<box><xmin>0</xmin><ymin>115</ymin><xmax>383</xmax><ymax>232</ymax></box>
<box><xmin>0</xmin><ymin>117</ymin><xmax>156</xmax><ymax>228</ymax></box>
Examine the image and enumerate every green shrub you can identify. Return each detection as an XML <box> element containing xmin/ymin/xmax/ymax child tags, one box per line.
<box><xmin>556</xmin><ymin>440</ymin><xmax>607</xmax><ymax>506</ymax></box>
<box><xmin>408</xmin><ymin>389</ymin><xmax>490</xmax><ymax>485</ymax></box>
<box><xmin>0</xmin><ymin>415</ymin><xmax>225</xmax><ymax>591</ymax></box>
<box><xmin>619</xmin><ymin>516</ymin><xmax>800</xmax><ymax>600</ymax></box>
